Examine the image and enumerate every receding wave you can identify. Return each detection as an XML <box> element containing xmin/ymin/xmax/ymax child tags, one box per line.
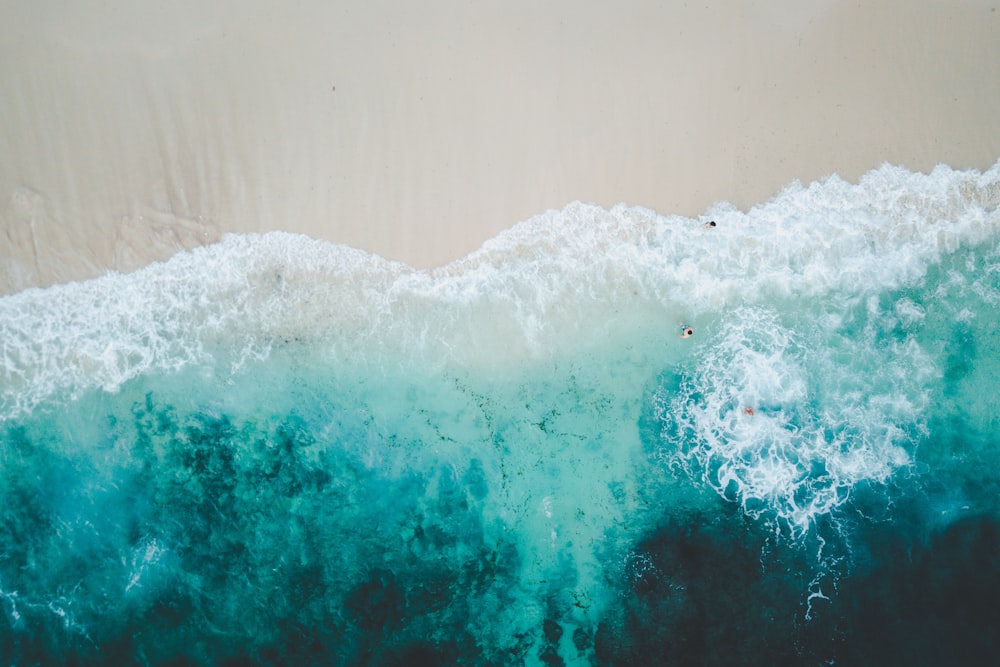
<box><xmin>1</xmin><ymin>161</ymin><xmax>999</xmax><ymax>664</ymax></box>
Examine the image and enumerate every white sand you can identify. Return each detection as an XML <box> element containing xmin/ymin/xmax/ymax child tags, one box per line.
<box><xmin>3</xmin><ymin>0</ymin><xmax>1000</xmax><ymax>294</ymax></box>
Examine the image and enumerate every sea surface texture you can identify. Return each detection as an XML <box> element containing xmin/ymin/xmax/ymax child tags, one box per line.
<box><xmin>2</xmin><ymin>162</ymin><xmax>1000</xmax><ymax>665</ymax></box>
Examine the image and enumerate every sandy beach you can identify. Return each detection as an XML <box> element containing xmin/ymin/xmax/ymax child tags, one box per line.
<box><xmin>2</xmin><ymin>0</ymin><xmax>999</xmax><ymax>295</ymax></box>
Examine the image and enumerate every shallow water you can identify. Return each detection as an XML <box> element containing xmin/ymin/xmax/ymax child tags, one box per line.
<box><xmin>1</xmin><ymin>162</ymin><xmax>999</xmax><ymax>665</ymax></box>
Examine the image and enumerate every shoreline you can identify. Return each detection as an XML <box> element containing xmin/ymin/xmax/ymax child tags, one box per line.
<box><xmin>3</xmin><ymin>1</ymin><xmax>1000</xmax><ymax>295</ymax></box>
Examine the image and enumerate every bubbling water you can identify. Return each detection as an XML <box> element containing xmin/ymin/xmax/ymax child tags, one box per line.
<box><xmin>654</xmin><ymin>306</ymin><xmax>932</xmax><ymax>536</ymax></box>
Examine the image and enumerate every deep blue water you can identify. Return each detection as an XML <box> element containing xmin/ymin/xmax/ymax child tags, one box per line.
<box><xmin>1</xmin><ymin>162</ymin><xmax>999</xmax><ymax>665</ymax></box>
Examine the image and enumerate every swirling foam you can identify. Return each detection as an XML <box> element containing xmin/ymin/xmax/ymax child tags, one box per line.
<box><xmin>655</xmin><ymin>306</ymin><xmax>935</xmax><ymax>536</ymax></box>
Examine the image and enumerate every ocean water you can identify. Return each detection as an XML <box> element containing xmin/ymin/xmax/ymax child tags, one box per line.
<box><xmin>1</xmin><ymin>161</ymin><xmax>999</xmax><ymax>666</ymax></box>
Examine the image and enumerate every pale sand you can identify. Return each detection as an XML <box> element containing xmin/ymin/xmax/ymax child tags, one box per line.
<box><xmin>3</xmin><ymin>0</ymin><xmax>1000</xmax><ymax>295</ymax></box>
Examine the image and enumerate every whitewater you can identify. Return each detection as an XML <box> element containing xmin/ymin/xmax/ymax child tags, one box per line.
<box><xmin>1</xmin><ymin>161</ymin><xmax>999</xmax><ymax>665</ymax></box>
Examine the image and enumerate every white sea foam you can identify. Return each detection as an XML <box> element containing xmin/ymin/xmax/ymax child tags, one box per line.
<box><xmin>0</xmin><ymin>235</ymin><xmax>413</xmax><ymax>419</ymax></box>
<box><xmin>656</xmin><ymin>306</ymin><xmax>934</xmax><ymax>536</ymax></box>
<box><xmin>1</xmin><ymin>160</ymin><xmax>998</xmax><ymax>432</ymax></box>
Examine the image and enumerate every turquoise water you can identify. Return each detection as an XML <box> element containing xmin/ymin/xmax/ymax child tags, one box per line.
<box><xmin>1</xmin><ymin>162</ymin><xmax>999</xmax><ymax>665</ymax></box>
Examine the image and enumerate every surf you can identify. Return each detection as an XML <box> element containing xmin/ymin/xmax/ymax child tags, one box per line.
<box><xmin>1</xmin><ymin>160</ymin><xmax>999</xmax><ymax>665</ymax></box>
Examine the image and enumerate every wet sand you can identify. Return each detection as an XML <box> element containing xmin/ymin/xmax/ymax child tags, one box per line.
<box><xmin>2</xmin><ymin>0</ymin><xmax>1000</xmax><ymax>294</ymax></box>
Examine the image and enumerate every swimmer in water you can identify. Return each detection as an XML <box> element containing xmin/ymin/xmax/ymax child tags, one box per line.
<box><xmin>703</xmin><ymin>220</ymin><xmax>716</xmax><ymax>228</ymax></box>
<box><xmin>679</xmin><ymin>324</ymin><xmax>694</xmax><ymax>338</ymax></box>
